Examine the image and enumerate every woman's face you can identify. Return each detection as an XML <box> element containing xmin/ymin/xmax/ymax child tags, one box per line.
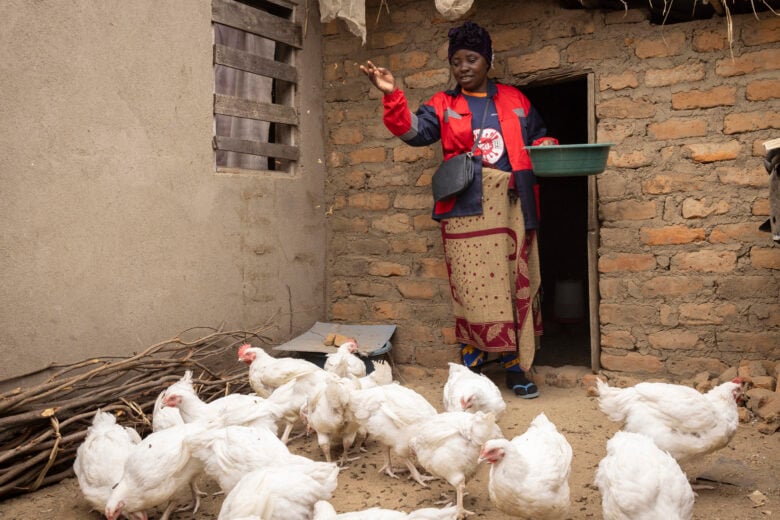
<box><xmin>450</xmin><ymin>49</ymin><xmax>489</xmax><ymax>92</ymax></box>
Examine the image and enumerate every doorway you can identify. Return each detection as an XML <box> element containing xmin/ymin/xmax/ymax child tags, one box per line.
<box><xmin>520</xmin><ymin>76</ymin><xmax>596</xmax><ymax>368</ymax></box>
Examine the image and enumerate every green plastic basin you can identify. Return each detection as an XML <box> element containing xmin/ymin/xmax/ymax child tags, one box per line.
<box><xmin>526</xmin><ymin>143</ymin><xmax>614</xmax><ymax>177</ymax></box>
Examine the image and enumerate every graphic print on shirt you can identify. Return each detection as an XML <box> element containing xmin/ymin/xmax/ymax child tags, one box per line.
<box><xmin>474</xmin><ymin>127</ymin><xmax>505</xmax><ymax>166</ymax></box>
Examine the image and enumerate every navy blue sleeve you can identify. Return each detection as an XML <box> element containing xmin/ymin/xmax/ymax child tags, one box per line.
<box><xmin>398</xmin><ymin>103</ymin><xmax>442</xmax><ymax>147</ymax></box>
<box><xmin>523</xmin><ymin>104</ymin><xmax>549</xmax><ymax>146</ymax></box>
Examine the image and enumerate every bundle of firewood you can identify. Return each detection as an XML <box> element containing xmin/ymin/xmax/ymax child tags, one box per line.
<box><xmin>0</xmin><ymin>324</ymin><xmax>273</xmax><ymax>500</ymax></box>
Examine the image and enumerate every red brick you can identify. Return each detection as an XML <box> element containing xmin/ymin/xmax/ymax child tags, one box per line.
<box><xmin>600</xmin><ymin>71</ymin><xmax>639</xmax><ymax>91</ymax></box>
<box><xmin>405</xmin><ymin>68</ymin><xmax>450</xmax><ymax>89</ymax></box>
<box><xmin>645</xmin><ymin>63</ymin><xmax>705</xmax><ymax>87</ymax></box>
<box><xmin>598</xmin><ymin>253</ymin><xmax>656</xmax><ymax>272</ymax></box>
<box><xmin>597</xmin><ymin>97</ymin><xmax>656</xmax><ymax>119</ymax></box>
<box><xmin>418</xmin><ymin>258</ymin><xmax>448</xmax><ymax>279</ymax></box>
<box><xmin>600</xmin><ymin>200</ymin><xmax>657</xmax><ymax>221</ymax></box>
<box><xmin>348</xmin><ymin>280</ymin><xmax>394</xmax><ymax>298</ymax></box>
<box><xmin>647</xmin><ymin>119</ymin><xmax>707</xmax><ymax>140</ymax></box>
<box><xmin>751</xmin><ymin>248</ymin><xmax>780</xmax><ymax>269</ymax></box>
<box><xmin>567</xmin><ymin>39</ymin><xmax>625</xmax><ymax>62</ymax></box>
<box><xmin>746</xmin><ymin>79</ymin><xmax>780</xmax><ymax>101</ymax></box>
<box><xmin>601</xmin><ymin>352</ymin><xmax>664</xmax><ymax>373</ymax></box>
<box><xmin>601</xmin><ymin>330</ymin><xmax>635</xmax><ymax>350</ymax></box>
<box><xmin>369</xmin><ymin>301</ymin><xmax>411</xmax><ymax>321</ymax></box>
<box><xmin>507</xmin><ymin>46</ymin><xmax>560</xmax><ymax>74</ymax></box>
<box><xmin>679</xmin><ymin>303</ymin><xmax>737</xmax><ymax>325</ymax></box>
<box><xmin>368</xmin><ymin>261</ymin><xmax>410</xmax><ymax>277</ymax></box>
<box><xmin>371</xmin><ymin>214</ymin><xmax>412</xmax><ymax>233</ymax></box>
<box><xmin>389</xmin><ymin>51</ymin><xmax>430</xmax><ymax>71</ymax></box>
<box><xmin>723</xmin><ymin>111</ymin><xmax>780</xmax><ymax>134</ymax></box>
<box><xmin>671</xmin><ymin>86</ymin><xmax>736</xmax><ymax>109</ymax></box>
<box><xmin>389</xmin><ymin>237</ymin><xmax>428</xmax><ymax>254</ymax></box>
<box><xmin>716</xmin><ymin>331</ymin><xmax>780</xmax><ymax>356</ymax></box>
<box><xmin>716</xmin><ymin>48</ymin><xmax>780</xmax><ymax>76</ymax></box>
<box><xmin>716</xmin><ymin>276</ymin><xmax>779</xmax><ymax>299</ymax></box>
<box><xmin>608</xmin><ymin>150</ymin><xmax>653</xmax><ymax>168</ymax></box>
<box><xmin>642</xmin><ymin>173</ymin><xmax>707</xmax><ymax>194</ymax></box>
<box><xmin>328</xmin><ymin>150</ymin><xmax>347</xmax><ymax>168</ymax></box>
<box><xmin>641</xmin><ymin>226</ymin><xmax>705</xmax><ymax>245</ymax></box>
<box><xmin>597</xmin><ymin>121</ymin><xmax>636</xmax><ymax>143</ymax></box>
<box><xmin>492</xmin><ymin>27</ymin><xmax>532</xmax><ymax>51</ymax></box>
<box><xmin>668</xmin><ymin>357</ymin><xmax>729</xmax><ymax>378</ymax></box>
<box><xmin>331</xmin><ymin>300</ymin><xmax>366</xmax><ymax>321</ymax></box>
<box><xmin>600</xmin><ymin>303</ymin><xmax>658</xmax><ymax>325</ymax></box>
<box><xmin>368</xmin><ymin>31</ymin><xmax>408</xmax><ymax>49</ymax></box>
<box><xmin>640</xmin><ymin>276</ymin><xmax>704</xmax><ymax>298</ymax></box>
<box><xmin>647</xmin><ymin>330</ymin><xmax>700</xmax><ymax>349</ymax></box>
<box><xmin>392</xmin><ymin>145</ymin><xmax>435</xmax><ymax>163</ymax></box>
<box><xmin>349</xmin><ymin>147</ymin><xmax>387</xmax><ymax>164</ymax></box>
<box><xmin>681</xmin><ymin>197</ymin><xmax>729</xmax><ymax>218</ymax></box>
<box><xmin>672</xmin><ymin>250</ymin><xmax>737</xmax><ymax>273</ymax></box>
<box><xmin>741</xmin><ymin>16</ymin><xmax>780</xmax><ymax>46</ymax></box>
<box><xmin>541</xmin><ymin>12</ymin><xmax>595</xmax><ymax>40</ymax></box>
<box><xmin>413</xmin><ymin>214</ymin><xmax>440</xmax><ymax>231</ymax></box>
<box><xmin>717</xmin><ymin>164</ymin><xmax>768</xmax><ymax>187</ymax></box>
<box><xmin>348</xmin><ymin>192</ymin><xmax>391</xmax><ymax>211</ymax></box>
<box><xmin>692</xmin><ymin>29</ymin><xmax>728</xmax><ymax>52</ymax></box>
<box><xmin>441</xmin><ymin>326</ymin><xmax>457</xmax><ymax>345</ymax></box>
<box><xmin>635</xmin><ymin>32</ymin><xmax>686</xmax><ymax>58</ymax></box>
<box><xmin>393</xmin><ymin>194</ymin><xmax>430</xmax><ymax>210</ymax></box>
<box><xmin>709</xmin><ymin>223</ymin><xmax>769</xmax><ymax>243</ymax></box>
<box><xmin>397</xmin><ymin>280</ymin><xmax>439</xmax><ymax>299</ymax></box>
<box><xmin>684</xmin><ymin>140</ymin><xmax>741</xmax><ymax>162</ymax></box>
<box><xmin>330</xmin><ymin>216</ymin><xmax>369</xmax><ymax>233</ymax></box>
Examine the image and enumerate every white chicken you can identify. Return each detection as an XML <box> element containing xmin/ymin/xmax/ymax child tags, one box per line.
<box><xmin>596</xmin><ymin>378</ymin><xmax>744</xmax><ymax>465</ymax></box>
<box><xmin>73</xmin><ymin>409</ymin><xmax>144</xmax><ymax>520</ymax></box>
<box><xmin>351</xmin><ymin>358</ymin><xmax>394</xmax><ymax>389</ymax></box>
<box><xmin>348</xmin><ymin>382</ymin><xmax>438</xmax><ymax>485</ymax></box>
<box><xmin>410</xmin><ymin>410</ymin><xmax>502</xmax><ymax>518</ymax></box>
<box><xmin>304</xmin><ymin>374</ymin><xmax>362</xmax><ymax>464</ymax></box>
<box><xmin>313</xmin><ymin>500</ymin><xmax>459</xmax><ymax>519</ymax></box>
<box><xmin>238</xmin><ymin>343</ymin><xmax>323</xmax><ymax>397</ymax></box>
<box><xmin>324</xmin><ymin>339</ymin><xmax>367</xmax><ymax>378</ymax></box>
<box><xmin>160</xmin><ymin>370</ymin><xmax>281</xmax><ymax>434</ymax></box>
<box><xmin>268</xmin><ymin>368</ymin><xmax>341</xmax><ymax>443</ymax></box>
<box><xmin>442</xmin><ymin>362</ymin><xmax>506</xmax><ymax>418</ymax></box>
<box><xmin>217</xmin><ymin>463</ymin><xmax>339</xmax><ymax>520</ymax></box>
<box><xmin>152</xmin><ymin>386</ymin><xmax>184</xmax><ymax>431</ymax></box>
<box><xmin>479</xmin><ymin>412</ymin><xmax>572</xmax><ymax>520</ymax></box>
<box><xmin>595</xmin><ymin>430</ymin><xmax>695</xmax><ymax>520</ymax></box>
<box><xmin>186</xmin><ymin>423</ymin><xmax>337</xmax><ymax>494</ymax></box>
<box><xmin>104</xmin><ymin>422</ymin><xmax>205</xmax><ymax>520</ymax></box>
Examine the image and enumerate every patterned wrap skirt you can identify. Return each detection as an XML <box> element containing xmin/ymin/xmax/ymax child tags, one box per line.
<box><xmin>440</xmin><ymin>167</ymin><xmax>543</xmax><ymax>371</ymax></box>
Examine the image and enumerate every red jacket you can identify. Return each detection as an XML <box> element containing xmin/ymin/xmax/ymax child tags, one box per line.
<box><xmin>382</xmin><ymin>81</ymin><xmax>554</xmax><ymax>228</ymax></box>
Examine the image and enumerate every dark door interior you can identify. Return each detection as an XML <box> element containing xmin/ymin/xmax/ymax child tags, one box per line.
<box><xmin>520</xmin><ymin>78</ymin><xmax>592</xmax><ymax>367</ymax></box>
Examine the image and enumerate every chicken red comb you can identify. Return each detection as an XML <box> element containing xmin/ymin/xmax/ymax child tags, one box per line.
<box><xmin>731</xmin><ymin>377</ymin><xmax>743</xmax><ymax>384</ymax></box>
<box><xmin>237</xmin><ymin>343</ymin><xmax>252</xmax><ymax>358</ymax></box>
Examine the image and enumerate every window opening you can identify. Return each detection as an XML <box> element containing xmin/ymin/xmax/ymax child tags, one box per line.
<box><xmin>212</xmin><ymin>0</ymin><xmax>300</xmax><ymax>173</ymax></box>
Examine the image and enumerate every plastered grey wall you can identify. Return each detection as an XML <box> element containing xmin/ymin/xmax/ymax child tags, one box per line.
<box><xmin>0</xmin><ymin>1</ymin><xmax>327</xmax><ymax>381</ymax></box>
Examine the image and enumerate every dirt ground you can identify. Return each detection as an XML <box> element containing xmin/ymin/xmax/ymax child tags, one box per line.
<box><xmin>0</xmin><ymin>364</ymin><xmax>777</xmax><ymax>520</ymax></box>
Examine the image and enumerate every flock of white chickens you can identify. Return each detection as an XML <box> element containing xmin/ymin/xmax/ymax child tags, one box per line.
<box><xmin>72</xmin><ymin>340</ymin><xmax>745</xmax><ymax>520</ymax></box>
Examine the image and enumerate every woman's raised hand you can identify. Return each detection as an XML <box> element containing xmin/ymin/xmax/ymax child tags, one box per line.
<box><xmin>360</xmin><ymin>60</ymin><xmax>396</xmax><ymax>94</ymax></box>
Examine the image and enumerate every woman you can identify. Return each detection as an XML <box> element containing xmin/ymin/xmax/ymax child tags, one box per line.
<box><xmin>360</xmin><ymin>21</ymin><xmax>556</xmax><ymax>398</ymax></box>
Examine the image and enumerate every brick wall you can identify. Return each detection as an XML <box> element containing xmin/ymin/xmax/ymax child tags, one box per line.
<box><xmin>321</xmin><ymin>0</ymin><xmax>780</xmax><ymax>376</ymax></box>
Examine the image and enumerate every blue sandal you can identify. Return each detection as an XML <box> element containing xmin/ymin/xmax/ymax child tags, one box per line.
<box><xmin>512</xmin><ymin>382</ymin><xmax>540</xmax><ymax>399</ymax></box>
<box><xmin>505</xmin><ymin>369</ymin><xmax>540</xmax><ymax>399</ymax></box>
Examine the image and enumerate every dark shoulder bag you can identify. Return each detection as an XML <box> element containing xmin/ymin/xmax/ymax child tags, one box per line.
<box><xmin>431</xmin><ymin>99</ymin><xmax>491</xmax><ymax>202</ymax></box>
